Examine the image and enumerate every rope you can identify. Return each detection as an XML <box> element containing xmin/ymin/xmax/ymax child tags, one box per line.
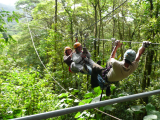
<box><xmin>26</xmin><ymin>16</ymin><xmax>122</xmax><ymax>120</ymax></box>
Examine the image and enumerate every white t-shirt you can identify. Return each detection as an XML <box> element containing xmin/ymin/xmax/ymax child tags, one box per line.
<box><xmin>72</xmin><ymin>52</ymin><xmax>92</xmax><ymax>65</ymax></box>
<box><xmin>107</xmin><ymin>58</ymin><xmax>138</xmax><ymax>82</ymax></box>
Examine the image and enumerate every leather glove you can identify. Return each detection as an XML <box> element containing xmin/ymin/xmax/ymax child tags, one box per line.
<box><xmin>83</xmin><ymin>47</ymin><xmax>88</xmax><ymax>54</ymax></box>
<box><xmin>142</xmin><ymin>41</ymin><xmax>151</xmax><ymax>48</ymax></box>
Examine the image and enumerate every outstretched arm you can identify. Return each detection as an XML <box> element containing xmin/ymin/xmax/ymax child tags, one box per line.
<box><xmin>135</xmin><ymin>41</ymin><xmax>151</xmax><ymax>62</ymax></box>
<box><xmin>110</xmin><ymin>40</ymin><xmax>122</xmax><ymax>60</ymax></box>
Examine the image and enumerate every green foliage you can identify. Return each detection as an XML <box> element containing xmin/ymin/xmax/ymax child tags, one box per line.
<box><xmin>0</xmin><ymin>0</ymin><xmax>160</xmax><ymax>120</ymax></box>
<box><xmin>143</xmin><ymin>115</ymin><xmax>157</xmax><ymax>120</ymax></box>
<box><xmin>0</xmin><ymin>9</ymin><xmax>19</xmax><ymax>43</ymax></box>
<box><xmin>0</xmin><ymin>67</ymin><xmax>59</xmax><ymax>119</ymax></box>
<box><xmin>58</xmin><ymin>93</ymin><xmax>69</xmax><ymax>98</ymax></box>
<box><xmin>93</xmin><ymin>86</ymin><xmax>101</xmax><ymax>97</ymax></box>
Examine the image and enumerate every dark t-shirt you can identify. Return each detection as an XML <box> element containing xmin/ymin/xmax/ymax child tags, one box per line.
<box><xmin>63</xmin><ymin>55</ymin><xmax>73</xmax><ymax>66</ymax></box>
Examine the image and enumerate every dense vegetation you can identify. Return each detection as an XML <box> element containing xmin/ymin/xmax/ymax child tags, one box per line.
<box><xmin>0</xmin><ymin>0</ymin><xmax>160</xmax><ymax>120</ymax></box>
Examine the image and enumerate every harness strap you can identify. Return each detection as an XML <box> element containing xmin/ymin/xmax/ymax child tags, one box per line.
<box><xmin>78</xmin><ymin>58</ymin><xmax>84</xmax><ymax>64</ymax></box>
<box><xmin>100</xmin><ymin>87</ymin><xmax>103</xmax><ymax>101</ymax></box>
<box><xmin>100</xmin><ymin>65</ymin><xmax>112</xmax><ymax>101</ymax></box>
<box><xmin>69</xmin><ymin>66</ymin><xmax>73</xmax><ymax>73</ymax></box>
<box><xmin>102</xmin><ymin>65</ymin><xmax>112</xmax><ymax>83</ymax></box>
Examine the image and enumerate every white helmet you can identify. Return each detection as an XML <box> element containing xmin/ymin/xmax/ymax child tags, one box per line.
<box><xmin>124</xmin><ymin>49</ymin><xmax>136</xmax><ymax>63</ymax></box>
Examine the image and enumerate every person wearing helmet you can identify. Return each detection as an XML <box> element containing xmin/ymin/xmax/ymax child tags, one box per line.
<box><xmin>72</xmin><ymin>42</ymin><xmax>97</xmax><ymax>74</ymax></box>
<box><xmin>91</xmin><ymin>40</ymin><xmax>151</xmax><ymax>96</ymax></box>
<box><xmin>63</xmin><ymin>46</ymin><xmax>73</xmax><ymax>67</ymax></box>
<box><xmin>63</xmin><ymin>46</ymin><xmax>88</xmax><ymax>73</ymax></box>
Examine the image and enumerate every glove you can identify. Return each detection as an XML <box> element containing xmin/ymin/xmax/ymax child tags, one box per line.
<box><xmin>83</xmin><ymin>47</ymin><xmax>88</xmax><ymax>54</ymax></box>
<box><xmin>115</xmin><ymin>40</ymin><xmax>120</xmax><ymax>45</ymax></box>
<box><xmin>81</xmin><ymin>53</ymin><xmax>86</xmax><ymax>58</ymax></box>
<box><xmin>142</xmin><ymin>41</ymin><xmax>151</xmax><ymax>48</ymax></box>
<box><xmin>115</xmin><ymin>40</ymin><xmax>122</xmax><ymax>47</ymax></box>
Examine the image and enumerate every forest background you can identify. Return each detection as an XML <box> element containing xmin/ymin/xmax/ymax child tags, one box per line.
<box><xmin>0</xmin><ymin>0</ymin><xmax>160</xmax><ymax>120</ymax></box>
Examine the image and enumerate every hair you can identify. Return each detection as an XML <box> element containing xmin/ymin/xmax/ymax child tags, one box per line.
<box><xmin>64</xmin><ymin>49</ymin><xmax>72</xmax><ymax>56</ymax></box>
<box><xmin>124</xmin><ymin>59</ymin><xmax>132</xmax><ymax>65</ymax></box>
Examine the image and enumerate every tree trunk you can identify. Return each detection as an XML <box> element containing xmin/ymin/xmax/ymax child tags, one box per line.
<box><xmin>142</xmin><ymin>0</ymin><xmax>155</xmax><ymax>104</ymax></box>
<box><xmin>94</xmin><ymin>5</ymin><xmax>98</xmax><ymax>59</ymax></box>
<box><xmin>71</xmin><ymin>19</ymin><xmax>73</xmax><ymax>42</ymax></box>
<box><xmin>102</xmin><ymin>23</ymin><xmax>105</xmax><ymax>65</ymax></box>
<box><xmin>98</xmin><ymin>0</ymin><xmax>101</xmax><ymax>56</ymax></box>
<box><xmin>112</xmin><ymin>0</ymin><xmax>115</xmax><ymax>38</ymax></box>
<box><xmin>52</xmin><ymin>0</ymin><xmax>58</xmax><ymax>91</ymax></box>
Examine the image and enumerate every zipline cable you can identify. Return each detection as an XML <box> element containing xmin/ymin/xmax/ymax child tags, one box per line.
<box><xmin>26</xmin><ymin>16</ymin><xmax>121</xmax><ymax>120</ymax></box>
<box><xmin>88</xmin><ymin>38</ymin><xmax>160</xmax><ymax>45</ymax></box>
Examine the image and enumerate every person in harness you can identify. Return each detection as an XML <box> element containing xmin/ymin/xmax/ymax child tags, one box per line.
<box><xmin>92</xmin><ymin>40</ymin><xmax>151</xmax><ymax>96</ymax></box>
<box><xmin>72</xmin><ymin>42</ymin><xmax>106</xmax><ymax>90</ymax></box>
<box><xmin>72</xmin><ymin>42</ymin><xmax>96</xmax><ymax>75</ymax></box>
<box><xmin>63</xmin><ymin>46</ymin><xmax>89</xmax><ymax>73</ymax></box>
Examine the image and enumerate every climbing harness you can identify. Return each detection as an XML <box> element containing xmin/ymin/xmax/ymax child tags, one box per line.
<box><xmin>99</xmin><ymin>65</ymin><xmax>112</xmax><ymax>101</ymax></box>
<box><xmin>69</xmin><ymin>66</ymin><xmax>73</xmax><ymax>73</ymax></box>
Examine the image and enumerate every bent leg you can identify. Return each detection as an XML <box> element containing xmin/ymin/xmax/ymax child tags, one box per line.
<box><xmin>92</xmin><ymin>63</ymin><xmax>104</xmax><ymax>75</ymax></box>
<box><xmin>85</xmin><ymin>64</ymin><xmax>92</xmax><ymax>75</ymax></box>
<box><xmin>70</xmin><ymin>62</ymin><xmax>83</xmax><ymax>73</ymax></box>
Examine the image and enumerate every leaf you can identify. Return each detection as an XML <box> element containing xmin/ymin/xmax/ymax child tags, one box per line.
<box><xmin>0</xmin><ymin>27</ymin><xmax>4</xmax><ymax>32</ymax></box>
<box><xmin>145</xmin><ymin>103</ymin><xmax>155</xmax><ymax>114</ymax></box>
<box><xmin>2</xmin><ymin>32</ymin><xmax>7</xmax><ymax>39</ymax></box>
<box><xmin>84</xmin><ymin>92</ymin><xmax>94</xmax><ymax>99</ymax></box>
<box><xmin>73</xmin><ymin>89</ymin><xmax>79</xmax><ymax>93</ymax></box>
<box><xmin>69</xmin><ymin>87</ymin><xmax>73</xmax><ymax>91</ymax></box>
<box><xmin>148</xmin><ymin>110</ymin><xmax>160</xmax><ymax>119</ymax></box>
<box><xmin>58</xmin><ymin>93</ymin><xmax>69</xmax><ymax>98</ymax></box>
<box><xmin>77</xmin><ymin>118</ymin><xmax>83</xmax><ymax>120</ymax></box>
<box><xmin>15</xmin><ymin>18</ymin><xmax>19</xmax><ymax>23</ymax></box>
<box><xmin>75</xmin><ymin>112</ymin><xmax>81</xmax><ymax>118</ymax></box>
<box><xmin>103</xmin><ymin>105</ymin><xmax>115</xmax><ymax>111</ymax></box>
<box><xmin>91</xmin><ymin>95</ymin><xmax>101</xmax><ymax>103</ymax></box>
<box><xmin>143</xmin><ymin>115</ymin><xmax>157</xmax><ymax>120</ymax></box>
<box><xmin>5</xmin><ymin>38</ymin><xmax>8</xmax><ymax>43</ymax></box>
<box><xmin>13</xmin><ymin>109</ymin><xmax>22</xmax><ymax>117</ymax></box>
<box><xmin>131</xmin><ymin>105</ymin><xmax>145</xmax><ymax>112</ymax></box>
<box><xmin>59</xmin><ymin>103</ymin><xmax>68</xmax><ymax>108</ymax></box>
<box><xmin>94</xmin><ymin>86</ymin><xmax>101</xmax><ymax>96</ymax></box>
<box><xmin>78</xmin><ymin>98</ymin><xmax>92</xmax><ymax>105</ymax></box>
<box><xmin>65</xmin><ymin>98</ymin><xmax>73</xmax><ymax>103</ymax></box>
<box><xmin>71</xmin><ymin>89</ymin><xmax>79</xmax><ymax>95</ymax></box>
<box><xmin>110</xmin><ymin>84</ymin><xmax>116</xmax><ymax>92</ymax></box>
<box><xmin>117</xmin><ymin>54</ymin><xmax>121</xmax><ymax>60</ymax></box>
<box><xmin>74</xmin><ymin>99</ymin><xmax>79</xmax><ymax>103</ymax></box>
<box><xmin>76</xmin><ymin>111</ymin><xmax>90</xmax><ymax>119</ymax></box>
<box><xmin>118</xmin><ymin>92</ymin><xmax>129</xmax><ymax>97</ymax></box>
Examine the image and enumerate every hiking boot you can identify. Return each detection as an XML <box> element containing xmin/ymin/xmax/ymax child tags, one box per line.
<box><xmin>105</xmin><ymin>85</ymin><xmax>111</xmax><ymax>96</ymax></box>
<box><xmin>83</xmin><ymin>64</ymin><xmax>89</xmax><ymax>73</ymax></box>
<box><xmin>97</xmin><ymin>60</ymin><xmax>101</xmax><ymax>65</ymax></box>
<box><xmin>79</xmin><ymin>70</ymin><xmax>84</xmax><ymax>73</ymax></box>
